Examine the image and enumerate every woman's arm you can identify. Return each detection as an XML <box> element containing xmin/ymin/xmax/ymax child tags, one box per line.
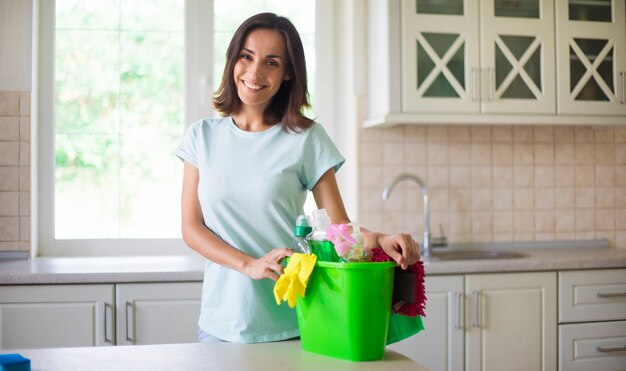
<box><xmin>311</xmin><ymin>168</ymin><xmax>420</xmax><ymax>269</ymax></box>
<box><xmin>181</xmin><ymin>161</ymin><xmax>292</xmax><ymax>281</ymax></box>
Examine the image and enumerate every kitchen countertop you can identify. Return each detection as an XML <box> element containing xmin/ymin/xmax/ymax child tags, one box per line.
<box><xmin>424</xmin><ymin>246</ymin><xmax>626</xmax><ymax>274</ymax></box>
<box><xmin>0</xmin><ymin>341</ymin><xmax>426</xmax><ymax>371</ymax></box>
<box><xmin>0</xmin><ymin>255</ymin><xmax>206</xmax><ymax>284</ymax></box>
<box><xmin>1</xmin><ymin>245</ymin><xmax>626</xmax><ymax>285</ymax></box>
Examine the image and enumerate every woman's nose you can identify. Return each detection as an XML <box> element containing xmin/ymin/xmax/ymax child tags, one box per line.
<box><xmin>247</xmin><ymin>60</ymin><xmax>264</xmax><ymax>78</ymax></box>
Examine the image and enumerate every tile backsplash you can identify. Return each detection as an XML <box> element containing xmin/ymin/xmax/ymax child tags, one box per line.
<box><xmin>0</xmin><ymin>91</ymin><xmax>30</xmax><ymax>251</ymax></box>
<box><xmin>358</xmin><ymin>124</ymin><xmax>626</xmax><ymax>249</ymax></box>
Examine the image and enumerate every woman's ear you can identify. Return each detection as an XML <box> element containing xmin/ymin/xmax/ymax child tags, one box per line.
<box><xmin>284</xmin><ymin>68</ymin><xmax>292</xmax><ymax>81</ymax></box>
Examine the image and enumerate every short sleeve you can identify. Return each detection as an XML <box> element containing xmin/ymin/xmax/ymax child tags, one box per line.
<box><xmin>301</xmin><ymin>123</ymin><xmax>346</xmax><ymax>190</ymax></box>
<box><xmin>175</xmin><ymin>121</ymin><xmax>200</xmax><ymax>168</ymax></box>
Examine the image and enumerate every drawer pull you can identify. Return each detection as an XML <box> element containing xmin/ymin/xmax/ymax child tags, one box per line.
<box><xmin>596</xmin><ymin>346</ymin><xmax>626</xmax><ymax>353</ymax></box>
<box><xmin>596</xmin><ymin>292</ymin><xmax>626</xmax><ymax>298</ymax></box>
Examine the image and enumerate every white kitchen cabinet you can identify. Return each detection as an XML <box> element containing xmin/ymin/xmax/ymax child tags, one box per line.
<box><xmin>558</xmin><ymin>268</ymin><xmax>626</xmax><ymax>370</ymax></box>
<box><xmin>400</xmin><ymin>0</ymin><xmax>555</xmax><ymax>114</ymax></box>
<box><xmin>116</xmin><ymin>282</ymin><xmax>202</xmax><ymax>345</ymax></box>
<box><xmin>556</xmin><ymin>0</ymin><xmax>626</xmax><ymax>115</ymax></box>
<box><xmin>388</xmin><ymin>275</ymin><xmax>464</xmax><ymax>371</ymax></box>
<box><xmin>389</xmin><ymin>271</ymin><xmax>556</xmax><ymax>371</ymax></box>
<box><xmin>365</xmin><ymin>0</ymin><xmax>626</xmax><ymax>126</ymax></box>
<box><xmin>465</xmin><ymin>272</ymin><xmax>557</xmax><ymax>371</ymax></box>
<box><xmin>0</xmin><ymin>284</ymin><xmax>115</xmax><ymax>349</ymax></box>
<box><xmin>0</xmin><ymin>282</ymin><xmax>202</xmax><ymax>349</ymax></box>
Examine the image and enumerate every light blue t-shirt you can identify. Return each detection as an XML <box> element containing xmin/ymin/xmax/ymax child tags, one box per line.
<box><xmin>175</xmin><ymin>116</ymin><xmax>345</xmax><ymax>343</ymax></box>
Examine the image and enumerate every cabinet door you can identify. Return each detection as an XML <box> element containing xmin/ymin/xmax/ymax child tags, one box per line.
<box><xmin>0</xmin><ymin>284</ymin><xmax>115</xmax><ymax>349</ymax></box>
<box><xmin>556</xmin><ymin>0</ymin><xmax>626</xmax><ymax>115</ymax></box>
<box><xmin>387</xmin><ymin>275</ymin><xmax>464</xmax><ymax>371</ymax></box>
<box><xmin>401</xmin><ymin>0</ymin><xmax>480</xmax><ymax>113</ymax></box>
<box><xmin>116</xmin><ymin>282</ymin><xmax>202</xmax><ymax>345</ymax></box>
<box><xmin>481</xmin><ymin>0</ymin><xmax>556</xmax><ymax>113</ymax></box>
<box><xmin>465</xmin><ymin>272</ymin><xmax>557</xmax><ymax>371</ymax></box>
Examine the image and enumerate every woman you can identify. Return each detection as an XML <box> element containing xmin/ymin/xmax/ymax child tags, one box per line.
<box><xmin>176</xmin><ymin>12</ymin><xmax>419</xmax><ymax>344</ymax></box>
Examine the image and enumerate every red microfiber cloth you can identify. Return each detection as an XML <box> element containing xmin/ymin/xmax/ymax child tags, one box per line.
<box><xmin>371</xmin><ymin>247</ymin><xmax>426</xmax><ymax>317</ymax></box>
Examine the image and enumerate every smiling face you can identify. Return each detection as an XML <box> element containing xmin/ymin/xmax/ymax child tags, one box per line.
<box><xmin>233</xmin><ymin>28</ymin><xmax>291</xmax><ymax>114</ymax></box>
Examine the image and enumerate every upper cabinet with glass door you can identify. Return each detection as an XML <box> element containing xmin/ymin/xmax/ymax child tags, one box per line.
<box><xmin>481</xmin><ymin>0</ymin><xmax>556</xmax><ymax>114</ymax></box>
<box><xmin>556</xmin><ymin>0</ymin><xmax>626</xmax><ymax>115</ymax></box>
<box><xmin>400</xmin><ymin>0</ymin><xmax>480</xmax><ymax>113</ymax></box>
<box><xmin>401</xmin><ymin>0</ymin><xmax>555</xmax><ymax>114</ymax></box>
<box><xmin>365</xmin><ymin>0</ymin><xmax>626</xmax><ymax>126</ymax></box>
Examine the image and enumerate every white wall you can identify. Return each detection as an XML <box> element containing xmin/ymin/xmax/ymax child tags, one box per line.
<box><xmin>0</xmin><ymin>1</ymin><xmax>33</xmax><ymax>255</ymax></box>
<box><xmin>325</xmin><ymin>0</ymin><xmax>361</xmax><ymax>220</ymax></box>
<box><xmin>0</xmin><ymin>0</ymin><xmax>32</xmax><ymax>91</ymax></box>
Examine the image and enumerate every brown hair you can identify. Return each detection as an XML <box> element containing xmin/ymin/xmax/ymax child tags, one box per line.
<box><xmin>212</xmin><ymin>12</ymin><xmax>313</xmax><ymax>133</ymax></box>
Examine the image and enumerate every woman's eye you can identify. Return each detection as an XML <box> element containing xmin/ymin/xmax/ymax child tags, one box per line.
<box><xmin>267</xmin><ymin>60</ymin><xmax>279</xmax><ymax>67</ymax></box>
<box><xmin>240</xmin><ymin>54</ymin><xmax>251</xmax><ymax>61</ymax></box>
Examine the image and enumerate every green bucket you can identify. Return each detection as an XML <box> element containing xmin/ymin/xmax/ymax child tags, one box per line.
<box><xmin>296</xmin><ymin>261</ymin><xmax>395</xmax><ymax>361</ymax></box>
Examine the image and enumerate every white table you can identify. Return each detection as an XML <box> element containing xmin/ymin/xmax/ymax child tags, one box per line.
<box><xmin>1</xmin><ymin>341</ymin><xmax>427</xmax><ymax>371</ymax></box>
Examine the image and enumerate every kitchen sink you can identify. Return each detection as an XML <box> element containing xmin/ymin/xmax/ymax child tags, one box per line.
<box><xmin>427</xmin><ymin>250</ymin><xmax>527</xmax><ymax>261</ymax></box>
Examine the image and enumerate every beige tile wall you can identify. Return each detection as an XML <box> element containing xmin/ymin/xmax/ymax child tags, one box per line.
<box><xmin>358</xmin><ymin>124</ymin><xmax>626</xmax><ymax>249</ymax></box>
<box><xmin>0</xmin><ymin>91</ymin><xmax>30</xmax><ymax>251</ymax></box>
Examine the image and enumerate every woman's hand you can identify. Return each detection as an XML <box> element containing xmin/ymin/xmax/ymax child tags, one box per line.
<box><xmin>243</xmin><ymin>248</ymin><xmax>294</xmax><ymax>281</ymax></box>
<box><xmin>379</xmin><ymin>233</ymin><xmax>420</xmax><ymax>269</ymax></box>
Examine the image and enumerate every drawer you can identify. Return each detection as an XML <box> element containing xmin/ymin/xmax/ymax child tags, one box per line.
<box><xmin>559</xmin><ymin>321</ymin><xmax>626</xmax><ymax>371</ymax></box>
<box><xmin>559</xmin><ymin>269</ymin><xmax>626</xmax><ymax>323</ymax></box>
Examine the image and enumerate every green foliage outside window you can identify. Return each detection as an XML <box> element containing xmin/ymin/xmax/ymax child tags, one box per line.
<box><xmin>53</xmin><ymin>0</ymin><xmax>315</xmax><ymax>239</ymax></box>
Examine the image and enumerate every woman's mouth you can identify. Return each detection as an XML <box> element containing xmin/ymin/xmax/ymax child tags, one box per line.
<box><xmin>242</xmin><ymin>80</ymin><xmax>263</xmax><ymax>91</ymax></box>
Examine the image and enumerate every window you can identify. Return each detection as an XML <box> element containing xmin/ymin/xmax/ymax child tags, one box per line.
<box><xmin>36</xmin><ymin>0</ymin><xmax>327</xmax><ymax>256</ymax></box>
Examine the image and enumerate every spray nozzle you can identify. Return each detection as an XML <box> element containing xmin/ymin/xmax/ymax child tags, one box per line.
<box><xmin>311</xmin><ymin>208</ymin><xmax>331</xmax><ymax>230</ymax></box>
<box><xmin>294</xmin><ymin>215</ymin><xmax>313</xmax><ymax>238</ymax></box>
<box><xmin>327</xmin><ymin>224</ymin><xmax>357</xmax><ymax>257</ymax></box>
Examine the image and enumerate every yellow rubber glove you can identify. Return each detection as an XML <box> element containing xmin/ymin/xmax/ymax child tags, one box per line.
<box><xmin>273</xmin><ymin>253</ymin><xmax>317</xmax><ymax>308</ymax></box>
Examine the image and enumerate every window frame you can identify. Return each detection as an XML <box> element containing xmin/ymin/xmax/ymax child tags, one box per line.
<box><xmin>34</xmin><ymin>0</ymin><xmax>335</xmax><ymax>257</ymax></box>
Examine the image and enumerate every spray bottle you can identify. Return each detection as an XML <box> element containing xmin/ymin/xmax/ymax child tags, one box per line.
<box><xmin>343</xmin><ymin>222</ymin><xmax>372</xmax><ymax>262</ymax></box>
<box><xmin>293</xmin><ymin>214</ymin><xmax>313</xmax><ymax>254</ymax></box>
<box><xmin>310</xmin><ymin>209</ymin><xmax>340</xmax><ymax>262</ymax></box>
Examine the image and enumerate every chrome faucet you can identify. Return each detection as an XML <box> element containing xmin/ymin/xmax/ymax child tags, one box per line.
<box><xmin>382</xmin><ymin>173</ymin><xmax>447</xmax><ymax>258</ymax></box>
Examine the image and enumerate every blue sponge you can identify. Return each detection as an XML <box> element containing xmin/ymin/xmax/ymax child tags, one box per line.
<box><xmin>0</xmin><ymin>354</ymin><xmax>30</xmax><ymax>371</ymax></box>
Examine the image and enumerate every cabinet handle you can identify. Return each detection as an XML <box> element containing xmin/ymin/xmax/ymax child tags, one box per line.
<box><xmin>473</xmin><ymin>290</ymin><xmax>480</xmax><ymax>328</ymax></box>
<box><xmin>488</xmin><ymin>68</ymin><xmax>495</xmax><ymax>101</ymax></box>
<box><xmin>454</xmin><ymin>292</ymin><xmax>462</xmax><ymax>329</ymax></box>
<box><xmin>125</xmin><ymin>301</ymin><xmax>135</xmax><ymax>344</ymax></box>
<box><xmin>596</xmin><ymin>292</ymin><xmax>626</xmax><ymax>298</ymax></box>
<box><xmin>619</xmin><ymin>71</ymin><xmax>626</xmax><ymax>104</ymax></box>
<box><xmin>471</xmin><ymin>68</ymin><xmax>479</xmax><ymax>102</ymax></box>
<box><xmin>597</xmin><ymin>345</ymin><xmax>626</xmax><ymax>353</ymax></box>
<box><xmin>103</xmin><ymin>302</ymin><xmax>112</xmax><ymax>344</ymax></box>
